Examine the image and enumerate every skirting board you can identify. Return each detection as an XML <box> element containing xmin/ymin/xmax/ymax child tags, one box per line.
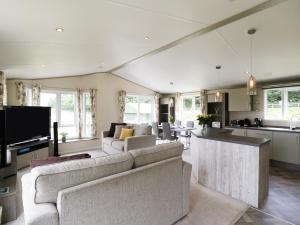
<box><xmin>270</xmin><ymin>160</ymin><xmax>300</xmax><ymax>171</ymax></box>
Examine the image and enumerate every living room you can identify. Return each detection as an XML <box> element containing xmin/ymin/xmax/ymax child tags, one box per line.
<box><xmin>1</xmin><ymin>0</ymin><xmax>300</xmax><ymax>225</ymax></box>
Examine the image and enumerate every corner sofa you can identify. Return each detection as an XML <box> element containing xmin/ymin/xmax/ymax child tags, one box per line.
<box><xmin>102</xmin><ymin>124</ymin><xmax>156</xmax><ymax>154</ymax></box>
<box><xmin>22</xmin><ymin>142</ymin><xmax>191</xmax><ymax>225</ymax></box>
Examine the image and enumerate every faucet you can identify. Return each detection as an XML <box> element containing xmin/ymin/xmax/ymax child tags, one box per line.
<box><xmin>289</xmin><ymin>115</ymin><xmax>300</xmax><ymax>130</ymax></box>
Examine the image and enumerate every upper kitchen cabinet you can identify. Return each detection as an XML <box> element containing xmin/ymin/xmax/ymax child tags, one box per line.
<box><xmin>228</xmin><ymin>88</ymin><xmax>251</xmax><ymax>111</ymax></box>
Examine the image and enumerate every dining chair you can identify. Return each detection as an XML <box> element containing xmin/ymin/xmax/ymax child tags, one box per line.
<box><xmin>175</xmin><ymin>120</ymin><xmax>181</xmax><ymax>127</ymax></box>
<box><xmin>179</xmin><ymin>121</ymin><xmax>194</xmax><ymax>148</ymax></box>
<box><xmin>162</xmin><ymin>122</ymin><xmax>178</xmax><ymax>143</ymax></box>
<box><xmin>152</xmin><ymin>122</ymin><xmax>163</xmax><ymax>144</ymax></box>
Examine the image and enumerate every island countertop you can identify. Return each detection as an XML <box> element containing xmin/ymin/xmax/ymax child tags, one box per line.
<box><xmin>191</xmin><ymin>128</ymin><xmax>270</xmax><ymax>147</ymax></box>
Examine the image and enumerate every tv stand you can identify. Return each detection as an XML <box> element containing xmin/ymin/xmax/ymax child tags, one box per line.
<box><xmin>8</xmin><ymin>139</ymin><xmax>50</xmax><ymax>170</ymax></box>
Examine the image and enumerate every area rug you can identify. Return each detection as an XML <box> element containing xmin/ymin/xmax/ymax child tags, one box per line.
<box><xmin>175</xmin><ymin>183</ymin><xmax>249</xmax><ymax>225</ymax></box>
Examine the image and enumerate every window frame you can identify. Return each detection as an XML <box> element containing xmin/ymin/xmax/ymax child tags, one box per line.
<box><xmin>180</xmin><ymin>94</ymin><xmax>201</xmax><ymax>123</ymax></box>
<box><xmin>124</xmin><ymin>94</ymin><xmax>155</xmax><ymax>124</ymax></box>
<box><xmin>264</xmin><ymin>86</ymin><xmax>300</xmax><ymax>121</ymax></box>
<box><xmin>40</xmin><ymin>89</ymin><xmax>79</xmax><ymax>138</ymax></box>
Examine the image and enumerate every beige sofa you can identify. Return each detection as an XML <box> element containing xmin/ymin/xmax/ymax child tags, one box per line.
<box><xmin>22</xmin><ymin>142</ymin><xmax>191</xmax><ymax>225</ymax></box>
<box><xmin>102</xmin><ymin>124</ymin><xmax>156</xmax><ymax>154</ymax></box>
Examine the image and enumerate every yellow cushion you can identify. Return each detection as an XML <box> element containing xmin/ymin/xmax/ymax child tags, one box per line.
<box><xmin>119</xmin><ymin>128</ymin><xmax>134</xmax><ymax>140</ymax></box>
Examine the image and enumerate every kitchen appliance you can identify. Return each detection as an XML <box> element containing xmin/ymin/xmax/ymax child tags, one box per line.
<box><xmin>254</xmin><ymin>118</ymin><xmax>263</xmax><ymax>127</ymax></box>
<box><xmin>244</xmin><ymin>118</ymin><xmax>251</xmax><ymax>127</ymax></box>
<box><xmin>237</xmin><ymin>120</ymin><xmax>245</xmax><ymax>127</ymax></box>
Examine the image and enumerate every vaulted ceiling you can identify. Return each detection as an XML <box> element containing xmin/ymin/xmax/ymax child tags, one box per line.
<box><xmin>0</xmin><ymin>0</ymin><xmax>299</xmax><ymax>93</ymax></box>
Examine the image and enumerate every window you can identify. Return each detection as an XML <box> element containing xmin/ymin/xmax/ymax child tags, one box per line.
<box><xmin>40</xmin><ymin>90</ymin><xmax>78</xmax><ymax>138</ymax></box>
<box><xmin>180</xmin><ymin>95</ymin><xmax>201</xmax><ymax>124</ymax></box>
<box><xmin>264</xmin><ymin>87</ymin><xmax>300</xmax><ymax>120</ymax></box>
<box><xmin>25</xmin><ymin>87</ymin><xmax>32</xmax><ymax>106</ymax></box>
<box><xmin>124</xmin><ymin>95</ymin><xmax>154</xmax><ymax>124</ymax></box>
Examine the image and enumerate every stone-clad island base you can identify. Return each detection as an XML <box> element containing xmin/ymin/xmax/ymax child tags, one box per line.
<box><xmin>190</xmin><ymin>128</ymin><xmax>270</xmax><ymax>208</ymax></box>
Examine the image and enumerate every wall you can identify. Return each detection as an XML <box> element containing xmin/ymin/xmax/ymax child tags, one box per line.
<box><xmin>6</xmin><ymin>73</ymin><xmax>155</xmax><ymax>153</ymax></box>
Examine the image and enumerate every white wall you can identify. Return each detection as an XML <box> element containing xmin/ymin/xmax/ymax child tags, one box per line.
<box><xmin>6</xmin><ymin>73</ymin><xmax>155</xmax><ymax>153</ymax></box>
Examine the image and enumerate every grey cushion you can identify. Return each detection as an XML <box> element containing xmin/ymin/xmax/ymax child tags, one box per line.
<box><xmin>129</xmin><ymin>142</ymin><xmax>184</xmax><ymax>168</ymax></box>
<box><xmin>111</xmin><ymin>140</ymin><xmax>124</xmax><ymax>151</ymax></box>
<box><xmin>32</xmin><ymin>153</ymin><xmax>133</xmax><ymax>204</ymax></box>
<box><xmin>134</xmin><ymin>125</ymin><xmax>152</xmax><ymax>136</ymax></box>
<box><xmin>113</xmin><ymin>125</ymin><xmax>127</xmax><ymax>139</ymax></box>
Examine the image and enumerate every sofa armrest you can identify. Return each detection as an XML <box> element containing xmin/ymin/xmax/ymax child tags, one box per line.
<box><xmin>124</xmin><ymin>135</ymin><xmax>156</xmax><ymax>151</ymax></box>
<box><xmin>102</xmin><ymin>130</ymin><xmax>110</xmax><ymax>138</ymax></box>
<box><xmin>182</xmin><ymin>161</ymin><xmax>192</xmax><ymax>215</ymax></box>
<box><xmin>22</xmin><ymin>174</ymin><xmax>59</xmax><ymax>225</ymax></box>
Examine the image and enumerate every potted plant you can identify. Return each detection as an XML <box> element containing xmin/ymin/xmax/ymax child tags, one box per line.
<box><xmin>169</xmin><ymin>115</ymin><xmax>175</xmax><ymax>125</ymax></box>
<box><xmin>196</xmin><ymin>114</ymin><xmax>213</xmax><ymax>129</ymax></box>
<box><xmin>60</xmin><ymin>132</ymin><xmax>68</xmax><ymax>143</ymax></box>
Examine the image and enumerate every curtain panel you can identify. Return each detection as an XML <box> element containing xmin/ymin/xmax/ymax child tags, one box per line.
<box><xmin>200</xmin><ymin>89</ymin><xmax>208</xmax><ymax>115</ymax></box>
<box><xmin>154</xmin><ymin>93</ymin><xmax>161</xmax><ymax>122</ymax></box>
<box><xmin>0</xmin><ymin>71</ymin><xmax>7</xmax><ymax>108</ymax></box>
<box><xmin>90</xmin><ymin>88</ymin><xmax>97</xmax><ymax>137</ymax></box>
<box><xmin>175</xmin><ymin>92</ymin><xmax>181</xmax><ymax>121</ymax></box>
<box><xmin>16</xmin><ymin>81</ymin><xmax>26</xmax><ymax>106</ymax></box>
<box><xmin>118</xmin><ymin>90</ymin><xmax>126</xmax><ymax>123</ymax></box>
<box><xmin>77</xmin><ymin>88</ymin><xmax>83</xmax><ymax>138</ymax></box>
<box><xmin>32</xmin><ymin>84</ymin><xmax>41</xmax><ymax>106</ymax></box>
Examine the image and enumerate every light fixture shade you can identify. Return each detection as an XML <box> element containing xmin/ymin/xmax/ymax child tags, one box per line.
<box><xmin>247</xmin><ymin>75</ymin><xmax>257</xmax><ymax>96</ymax></box>
<box><xmin>215</xmin><ymin>91</ymin><xmax>222</xmax><ymax>102</ymax></box>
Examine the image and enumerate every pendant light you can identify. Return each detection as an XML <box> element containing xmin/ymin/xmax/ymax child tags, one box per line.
<box><xmin>247</xmin><ymin>28</ymin><xmax>257</xmax><ymax>96</ymax></box>
<box><xmin>215</xmin><ymin>65</ymin><xmax>222</xmax><ymax>102</ymax></box>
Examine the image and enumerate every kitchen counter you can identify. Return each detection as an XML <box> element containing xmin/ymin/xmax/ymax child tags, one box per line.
<box><xmin>191</xmin><ymin>128</ymin><xmax>270</xmax><ymax>147</ymax></box>
<box><xmin>190</xmin><ymin>127</ymin><xmax>270</xmax><ymax>207</ymax></box>
<box><xmin>225</xmin><ymin>125</ymin><xmax>300</xmax><ymax>133</ymax></box>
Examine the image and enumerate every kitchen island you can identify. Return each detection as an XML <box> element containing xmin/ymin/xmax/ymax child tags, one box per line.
<box><xmin>190</xmin><ymin>128</ymin><xmax>270</xmax><ymax>208</ymax></box>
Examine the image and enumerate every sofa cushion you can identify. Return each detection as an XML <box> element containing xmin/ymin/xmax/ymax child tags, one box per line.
<box><xmin>32</xmin><ymin>152</ymin><xmax>133</xmax><ymax>204</ymax></box>
<box><xmin>120</xmin><ymin>128</ymin><xmax>134</xmax><ymax>140</ymax></box>
<box><xmin>108</xmin><ymin>123</ymin><xmax>126</xmax><ymax>137</ymax></box>
<box><xmin>103</xmin><ymin>137</ymin><xmax>115</xmax><ymax>145</ymax></box>
<box><xmin>129</xmin><ymin>142</ymin><xmax>183</xmax><ymax>168</ymax></box>
<box><xmin>111</xmin><ymin>140</ymin><xmax>125</xmax><ymax>151</ymax></box>
<box><xmin>113</xmin><ymin>125</ymin><xmax>127</xmax><ymax>139</ymax></box>
<box><xmin>133</xmin><ymin>125</ymin><xmax>152</xmax><ymax>136</ymax></box>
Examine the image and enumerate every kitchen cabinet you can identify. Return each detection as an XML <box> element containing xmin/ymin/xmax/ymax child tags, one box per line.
<box><xmin>228</xmin><ymin>88</ymin><xmax>251</xmax><ymax>111</ymax></box>
<box><xmin>246</xmin><ymin>129</ymin><xmax>273</xmax><ymax>158</ymax></box>
<box><xmin>230</xmin><ymin>128</ymin><xmax>246</xmax><ymax>136</ymax></box>
<box><xmin>272</xmin><ymin>132</ymin><xmax>300</xmax><ymax>165</ymax></box>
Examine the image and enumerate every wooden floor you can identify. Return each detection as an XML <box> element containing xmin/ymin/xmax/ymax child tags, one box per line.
<box><xmin>235</xmin><ymin>165</ymin><xmax>300</xmax><ymax>225</ymax></box>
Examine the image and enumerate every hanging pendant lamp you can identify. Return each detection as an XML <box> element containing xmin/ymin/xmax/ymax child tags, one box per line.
<box><xmin>247</xmin><ymin>28</ymin><xmax>257</xmax><ymax>96</ymax></box>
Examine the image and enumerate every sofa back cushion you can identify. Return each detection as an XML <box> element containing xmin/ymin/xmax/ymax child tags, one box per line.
<box><xmin>129</xmin><ymin>142</ymin><xmax>183</xmax><ymax>168</ymax></box>
<box><xmin>133</xmin><ymin>124</ymin><xmax>152</xmax><ymax>136</ymax></box>
<box><xmin>32</xmin><ymin>152</ymin><xmax>134</xmax><ymax>204</ymax></box>
<box><xmin>108</xmin><ymin>123</ymin><xmax>126</xmax><ymax>137</ymax></box>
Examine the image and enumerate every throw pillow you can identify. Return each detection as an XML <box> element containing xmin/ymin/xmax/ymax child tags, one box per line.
<box><xmin>119</xmin><ymin>128</ymin><xmax>134</xmax><ymax>140</ymax></box>
<box><xmin>108</xmin><ymin>123</ymin><xmax>126</xmax><ymax>137</ymax></box>
<box><xmin>113</xmin><ymin>125</ymin><xmax>127</xmax><ymax>139</ymax></box>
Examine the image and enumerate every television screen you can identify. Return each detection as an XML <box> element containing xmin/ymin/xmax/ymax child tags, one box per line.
<box><xmin>4</xmin><ymin>106</ymin><xmax>51</xmax><ymax>145</ymax></box>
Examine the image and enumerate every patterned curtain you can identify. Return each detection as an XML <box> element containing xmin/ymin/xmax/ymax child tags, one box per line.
<box><xmin>118</xmin><ymin>90</ymin><xmax>126</xmax><ymax>123</ymax></box>
<box><xmin>154</xmin><ymin>92</ymin><xmax>161</xmax><ymax>122</ymax></box>
<box><xmin>175</xmin><ymin>92</ymin><xmax>181</xmax><ymax>121</ymax></box>
<box><xmin>32</xmin><ymin>84</ymin><xmax>41</xmax><ymax>106</ymax></box>
<box><xmin>200</xmin><ymin>89</ymin><xmax>208</xmax><ymax>115</ymax></box>
<box><xmin>77</xmin><ymin>88</ymin><xmax>83</xmax><ymax>138</ymax></box>
<box><xmin>16</xmin><ymin>81</ymin><xmax>26</xmax><ymax>106</ymax></box>
<box><xmin>0</xmin><ymin>71</ymin><xmax>7</xmax><ymax>108</ymax></box>
<box><xmin>90</xmin><ymin>88</ymin><xmax>97</xmax><ymax>137</ymax></box>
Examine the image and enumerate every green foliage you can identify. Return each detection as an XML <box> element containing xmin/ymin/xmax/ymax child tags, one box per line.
<box><xmin>169</xmin><ymin>115</ymin><xmax>175</xmax><ymax>124</ymax></box>
<box><xmin>267</xmin><ymin>90</ymin><xmax>282</xmax><ymax>104</ymax></box>
<box><xmin>197</xmin><ymin>114</ymin><xmax>213</xmax><ymax>125</ymax></box>
<box><xmin>61</xmin><ymin>95</ymin><xmax>74</xmax><ymax>111</ymax></box>
<box><xmin>126</xmin><ymin>96</ymin><xmax>138</xmax><ymax>104</ymax></box>
<box><xmin>183</xmin><ymin>98</ymin><xmax>192</xmax><ymax>110</ymax></box>
<box><xmin>288</xmin><ymin>90</ymin><xmax>300</xmax><ymax>103</ymax></box>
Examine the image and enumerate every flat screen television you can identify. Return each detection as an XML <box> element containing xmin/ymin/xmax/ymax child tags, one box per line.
<box><xmin>0</xmin><ymin>110</ymin><xmax>4</xmax><ymax>142</ymax></box>
<box><xmin>4</xmin><ymin>106</ymin><xmax>51</xmax><ymax>145</ymax></box>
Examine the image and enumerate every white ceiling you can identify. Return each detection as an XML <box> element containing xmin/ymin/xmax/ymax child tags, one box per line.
<box><xmin>1</xmin><ymin>0</ymin><xmax>299</xmax><ymax>93</ymax></box>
